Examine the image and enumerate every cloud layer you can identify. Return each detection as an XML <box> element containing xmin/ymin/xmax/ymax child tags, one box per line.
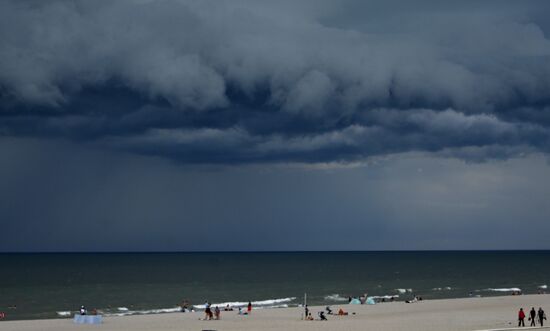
<box><xmin>1</xmin><ymin>0</ymin><xmax>550</xmax><ymax>163</ymax></box>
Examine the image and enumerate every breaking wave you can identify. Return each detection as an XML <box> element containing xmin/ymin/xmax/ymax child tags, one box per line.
<box><xmin>432</xmin><ymin>287</ymin><xmax>452</xmax><ymax>291</ymax></box>
<box><xmin>193</xmin><ymin>297</ymin><xmax>296</xmax><ymax>310</ymax></box>
<box><xmin>60</xmin><ymin>297</ymin><xmax>297</xmax><ymax>318</ymax></box>
<box><xmin>103</xmin><ymin>307</ymin><xmax>181</xmax><ymax>317</ymax></box>
<box><xmin>481</xmin><ymin>288</ymin><xmax>522</xmax><ymax>292</ymax></box>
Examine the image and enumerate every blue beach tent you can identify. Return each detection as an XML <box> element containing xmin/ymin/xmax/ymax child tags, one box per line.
<box><xmin>73</xmin><ymin>315</ymin><xmax>103</xmax><ymax>324</ymax></box>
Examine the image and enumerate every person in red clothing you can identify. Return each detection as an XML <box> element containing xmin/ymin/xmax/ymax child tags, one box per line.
<box><xmin>247</xmin><ymin>301</ymin><xmax>252</xmax><ymax>313</ymax></box>
<box><xmin>518</xmin><ymin>308</ymin><xmax>526</xmax><ymax>327</ymax></box>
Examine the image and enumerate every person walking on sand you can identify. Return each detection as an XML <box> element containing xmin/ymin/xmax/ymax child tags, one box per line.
<box><xmin>539</xmin><ymin>307</ymin><xmax>547</xmax><ymax>327</ymax></box>
<box><xmin>214</xmin><ymin>306</ymin><xmax>220</xmax><ymax>320</ymax></box>
<box><xmin>247</xmin><ymin>301</ymin><xmax>252</xmax><ymax>313</ymax></box>
<box><xmin>529</xmin><ymin>307</ymin><xmax>536</xmax><ymax>326</ymax></box>
<box><xmin>518</xmin><ymin>308</ymin><xmax>526</xmax><ymax>327</ymax></box>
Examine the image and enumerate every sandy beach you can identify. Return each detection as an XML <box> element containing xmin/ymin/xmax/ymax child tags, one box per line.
<box><xmin>2</xmin><ymin>294</ymin><xmax>549</xmax><ymax>331</ymax></box>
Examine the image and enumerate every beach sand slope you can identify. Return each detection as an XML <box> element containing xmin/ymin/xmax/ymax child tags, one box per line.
<box><xmin>2</xmin><ymin>294</ymin><xmax>550</xmax><ymax>331</ymax></box>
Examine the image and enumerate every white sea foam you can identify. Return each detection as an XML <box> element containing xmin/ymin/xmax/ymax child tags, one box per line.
<box><xmin>101</xmin><ymin>297</ymin><xmax>296</xmax><ymax>317</ymax></box>
<box><xmin>539</xmin><ymin>285</ymin><xmax>547</xmax><ymax>289</ymax></box>
<box><xmin>432</xmin><ymin>287</ymin><xmax>452</xmax><ymax>291</ymax></box>
<box><xmin>193</xmin><ymin>297</ymin><xmax>296</xmax><ymax>310</ymax></box>
<box><xmin>255</xmin><ymin>304</ymin><xmax>289</xmax><ymax>309</ymax></box>
<box><xmin>483</xmin><ymin>288</ymin><xmax>522</xmax><ymax>292</ymax></box>
<box><xmin>395</xmin><ymin>288</ymin><xmax>412</xmax><ymax>294</ymax></box>
<box><xmin>56</xmin><ymin>311</ymin><xmax>71</xmax><ymax>317</ymax></box>
<box><xmin>324</xmin><ymin>294</ymin><xmax>348</xmax><ymax>302</ymax></box>
<box><xmin>103</xmin><ymin>307</ymin><xmax>181</xmax><ymax>317</ymax></box>
<box><xmin>253</xmin><ymin>297</ymin><xmax>296</xmax><ymax>306</ymax></box>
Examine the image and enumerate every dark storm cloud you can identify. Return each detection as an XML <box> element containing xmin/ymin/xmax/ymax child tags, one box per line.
<box><xmin>1</xmin><ymin>0</ymin><xmax>550</xmax><ymax>163</ymax></box>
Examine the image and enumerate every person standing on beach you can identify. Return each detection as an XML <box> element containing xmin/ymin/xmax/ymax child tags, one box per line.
<box><xmin>529</xmin><ymin>307</ymin><xmax>536</xmax><ymax>326</ymax></box>
<box><xmin>180</xmin><ymin>299</ymin><xmax>189</xmax><ymax>312</ymax></box>
<box><xmin>518</xmin><ymin>308</ymin><xmax>526</xmax><ymax>327</ymax></box>
<box><xmin>539</xmin><ymin>308</ymin><xmax>547</xmax><ymax>327</ymax></box>
<box><xmin>247</xmin><ymin>301</ymin><xmax>252</xmax><ymax>313</ymax></box>
<box><xmin>204</xmin><ymin>302</ymin><xmax>212</xmax><ymax>320</ymax></box>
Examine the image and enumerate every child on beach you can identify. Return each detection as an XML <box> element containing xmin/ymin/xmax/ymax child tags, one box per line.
<box><xmin>214</xmin><ymin>306</ymin><xmax>220</xmax><ymax>320</ymax></box>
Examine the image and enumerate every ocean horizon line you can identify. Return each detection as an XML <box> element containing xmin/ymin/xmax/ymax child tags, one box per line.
<box><xmin>1</xmin><ymin>249</ymin><xmax>549</xmax><ymax>254</ymax></box>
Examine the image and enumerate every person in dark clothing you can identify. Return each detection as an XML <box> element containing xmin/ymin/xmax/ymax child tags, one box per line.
<box><xmin>325</xmin><ymin>306</ymin><xmax>333</xmax><ymax>315</ymax></box>
<box><xmin>530</xmin><ymin>307</ymin><xmax>536</xmax><ymax>326</ymax></box>
<box><xmin>319</xmin><ymin>311</ymin><xmax>327</xmax><ymax>321</ymax></box>
<box><xmin>204</xmin><ymin>302</ymin><xmax>212</xmax><ymax>320</ymax></box>
<box><xmin>518</xmin><ymin>308</ymin><xmax>526</xmax><ymax>327</ymax></box>
<box><xmin>539</xmin><ymin>308</ymin><xmax>547</xmax><ymax>327</ymax></box>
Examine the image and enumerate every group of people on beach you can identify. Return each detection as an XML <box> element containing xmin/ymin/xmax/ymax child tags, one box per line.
<box><xmin>202</xmin><ymin>302</ymin><xmax>220</xmax><ymax>320</ymax></box>
<box><xmin>200</xmin><ymin>301</ymin><xmax>252</xmax><ymax>320</ymax></box>
<box><xmin>78</xmin><ymin>305</ymin><xmax>98</xmax><ymax>316</ymax></box>
<box><xmin>304</xmin><ymin>305</ymin><xmax>329</xmax><ymax>321</ymax></box>
<box><xmin>303</xmin><ymin>305</ymin><xmax>355</xmax><ymax>321</ymax></box>
<box><xmin>518</xmin><ymin>307</ymin><xmax>546</xmax><ymax>327</ymax></box>
<box><xmin>405</xmin><ymin>295</ymin><xmax>423</xmax><ymax>303</ymax></box>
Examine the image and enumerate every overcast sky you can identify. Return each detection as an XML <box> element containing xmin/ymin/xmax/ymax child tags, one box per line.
<box><xmin>1</xmin><ymin>0</ymin><xmax>550</xmax><ymax>251</ymax></box>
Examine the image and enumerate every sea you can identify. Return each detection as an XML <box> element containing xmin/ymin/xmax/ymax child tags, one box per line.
<box><xmin>0</xmin><ymin>251</ymin><xmax>548</xmax><ymax>321</ymax></box>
